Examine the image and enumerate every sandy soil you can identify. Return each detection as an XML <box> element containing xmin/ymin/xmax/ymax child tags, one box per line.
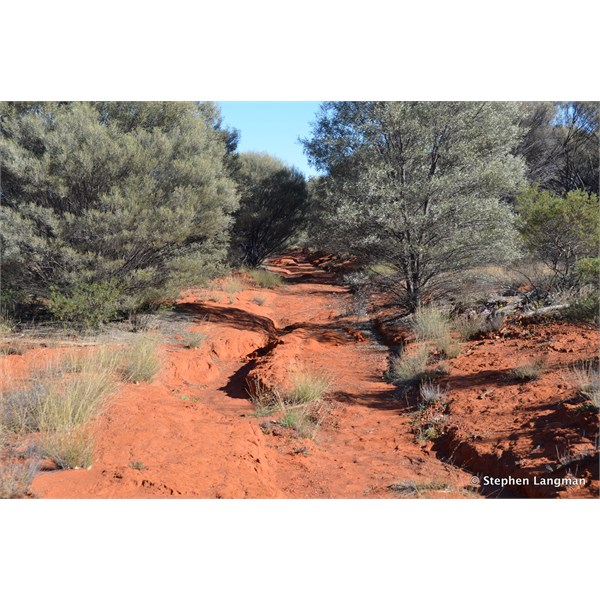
<box><xmin>1</xmin><ymin>251</ymin><xmax>597</xmax><ymax>498</ymax></box>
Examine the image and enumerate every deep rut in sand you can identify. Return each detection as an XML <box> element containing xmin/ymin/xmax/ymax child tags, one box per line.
<box><xmin>31</xmin><ymin>252</ymin><xmax>478</xmax><ymax>498</ymax></box>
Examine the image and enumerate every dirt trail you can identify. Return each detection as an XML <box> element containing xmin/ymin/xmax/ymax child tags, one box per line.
<box><xmin>30</xmin><ymin>252</ymin><xmax>475</xmax><ymax>498</ymax></box>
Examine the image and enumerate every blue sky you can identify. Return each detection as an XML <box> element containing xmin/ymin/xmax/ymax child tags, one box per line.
<box><xmin>218</xmin><ymin>102</ymin><xmax>323</xmax><ymax>178</ymax></box>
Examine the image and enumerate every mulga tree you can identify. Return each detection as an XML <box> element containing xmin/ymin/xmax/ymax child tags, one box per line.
<box><xmin>230</xmin><ymin>152</ymin><xmax>308</xmax><ymax>267</ymax></box>
<box><xmin>0</xmin><ymin>101</ymin><xmax>239</xmax><ymax>323</ymax></box>
<box><xmin>302</xmin><ymin>101</ymin><xmax>526</xmax><ymax>310</ymax></box>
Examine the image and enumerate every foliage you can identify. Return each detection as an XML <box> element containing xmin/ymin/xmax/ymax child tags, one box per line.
<box><xmin>0</xmin><ymin>101</ymin><xmax>238</xmax><ymax>318</ymax></box>
<box><xmin>511</xmin><ymin>358</ymin><xmax>545</xmax><ymax>381</ymax></box>
<box><xmin>388</xmin><ymin>346</ymin><xmax>432</xmax><ymax>384</ymax></box>
<box><xmin>518</xmin><ymin>101</ymin><xmax>599</xmax><ymax>196</ymax></box>
<box><xmin>248</xmin><ymin>269</ymin><xmax>284</xmax><ymax>288</ymax></box>
<box><xmin>516</xmin><ymin>186</ymin><xmax>599</xmax><ymax>291</ymax></box>
<box><xmin>47</xmin><ymin>281</ymin><xmax>121</xmax><ymax>329</ymax></box>
<box><xmin>184</xmin><ymin>331</ymin><xmax>208</xmax><ymax>349</ymax></box>
<box><xmin>230</xmin><ymin>152</ymin><xmax>308</xmax><ymax>266</ymax></box>
<box><xmin>120</xmin><ymin>336</ymin><xmax>160</xmax><ymax>383</ymax></box>
<box><xmin>303</xmin><ymin>102</ymin><xmax>525</xmax><ymax>310</ymax></box>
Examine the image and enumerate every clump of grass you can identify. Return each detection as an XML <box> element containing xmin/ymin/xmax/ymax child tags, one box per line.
<box><xmin>512</xmin><ymin>358</ymin><xmax>545</xmax><ymax>382</ymax></box>
<box><xmin>129</xmin><ymin>460</ymin><xmax>146</xmax><ymax>471</ymax></box>
<box><xmin>0</xmin><ymin>311</ymin><xmax>15</xmax><ymax>335</ymax></box>
<box><xmin>436</xmin><ymin>333</ymin><xmax>461</xmax><ymax>359</ymax></box>
<box><xmin>2</xmin><ymin>354</ymin><xmax>118</xmax><ymax>437</ymax></box>
<box><xmin>388</xmin><ymin>479</ymin><xmax>450</xmax><ymax>498</ymax></box>
<box><xmin>388</xmin><ymin>346</ymin><xmax>432</xmax><ymax>384</ymax></box>
<box><xmin>288</xmin><ymin>366</ymin><xmax>331</xmax><ymax>405</ymax></box>
<box><xmin>184</xmin><ymin>331</ymin><xmax>208</xmax><ymax>349</ymax></box>
<box><xmin>570</xmin><ymin>361</ymin><xmax>600</xmax><ymax>408</ymax></box>
<box><xmin>411</xmin><ymin>306</ymin><xmax>461</xmax><ymax>358</ymax></box>
<box><xmin>42</xmin><ymin>428</ymin><xmax>94</xmax><ymax>469</ymax></box>
<box><xmin>453</xmin><ymin>313</ymin><xmax>505</xmax><ymax>341</ymax></box>
<box><xmin>248</xmin><ymin>269</ymin><xmax>284</xmax><ymax>289</ymax></box>
<box><xmin>120</xmin><ymin>336</ymin><xmax>160</xmax><ymax>383</ymax></box>
<box><xmin>411</xmin><ymin>306</ymin><xmax>451</xmax><ymax>342</ymax></box>
<box><xmin>248</xmin><ymin>380</ymin><xmax>277</xmax><ymax>409</ymax></box>
<box><xmin>60</xmin><ymin>346</ymin><xmax>122</xmax><ymax>375</ymax></box>
<box><xmin>0</xmin><ymin>459</ymin><xmax>39</xmax><ymax>498</ymax></box>
<box><xmin>221</xmin><ymin>277</ymin><xmax>245</xmax><ymax>294</ymax></box>
<box><xmin>248</xmin><ymin>366</ymin><xmax>330</xmax><ymax>439</ymax></box>
<box><xmin>252</xmin><ymin>295</ymin><xmax>267</xmax><ymax>306</ymax></box>
<box><xmin>0</xmin><ymin>343</ymin><xmax>26</xmax><ymax>356</ymax></box>
<box><xmin>419</xmin><ymin>382</ymin><xmax>446</xmax><ymax>408</ymax></box>
<box><xmin>0</xmin><ymin>348</ymin><xmax>123</xmax><ymax>471</ymax></box>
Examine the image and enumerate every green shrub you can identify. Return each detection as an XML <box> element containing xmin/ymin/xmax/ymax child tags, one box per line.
<box><xmin>248</xmin><ymin>269</ymin><xmax>284</xmax><ymax>289</ymax></box>
<box><xmin>48</xmin><ymin>281</ymin><xmax>121</xmax><ymax>329</ymax></box>
<box><xmin>516</xmin><ymin>187</ymin><xmax>599</xmax><ymax>291</ymax></box>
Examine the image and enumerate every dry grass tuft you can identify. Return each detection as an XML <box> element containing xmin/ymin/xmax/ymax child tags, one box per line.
<box><xmin>512</xmin><ymin>358</ymin><xmax>545</xmax><ymax>382</ymax></box>
<box><xmin>120</xmin><ymin>336</ymin><xmax>160</xmax><ymax>383</ymax></box>
<box><xmin>248</xmin><ymin>269</ymin><xmax>284</xmax><ymax>289</ymax></box>
<box><xmin>570</xmin><ymin>360</ymin><xmax>600</xmax><ymax>408</ymax></box>
<box><xmin>221</xmin><ymin>277</ymin><xmax>246</xmax><ymax>294</ymax></box>
<box><xmin>183</xmin><ymin>331</ymin><xmax>208</xmax><ymax>349</ymax></box>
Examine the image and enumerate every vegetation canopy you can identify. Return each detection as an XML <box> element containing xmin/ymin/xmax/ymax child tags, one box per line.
<box><xmin>303</xmin><ymin>101</ymin><xmax>526</xmax><ymax>310</ymax></box>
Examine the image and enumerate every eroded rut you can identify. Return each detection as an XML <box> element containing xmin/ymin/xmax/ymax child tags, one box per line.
<box><xmin>32</xmin><ymin>252</ymin><xmax>478</xmax><ymax>498</ymax></box>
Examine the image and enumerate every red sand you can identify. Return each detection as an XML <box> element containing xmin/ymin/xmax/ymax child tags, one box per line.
<box><xmin>2</xmin><ymin>251</ymin><xmax>597</xmax><ymax>498</ymax></box>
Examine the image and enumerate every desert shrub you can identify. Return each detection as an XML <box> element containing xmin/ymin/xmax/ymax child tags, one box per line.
<box><xmin>303</xmin><ymin>102</ymin><xmax>525</xmax><ymax>310</ymax></box>
<box><xmin>248</xmin><ymin>269</ymin><xmax>284</xmax><ymax>289</ymax></box>
<box><xmin>120</xmin><ymin>336</ymin><xmax>160</xmax><ymax>383</ymax></box>
<box><xmin>516</xmin><ymin>186</ymin><xmax>599</xmax><ymax>291</ymax></box>
<box><xmin>0</xmin><ymin>101</ymin><xmax>238</xmax><ymax>318</ymax></box>
<box><xmin>560</xmin><ymin>294</ymin><xmax>599</xmax><ymax>325</ymax></box>
<box><xmin>512</xmin><ymin>358</ymin><xmax>545</xmax><ymax>381</ymax></box>
<box><xmin>252</xmin><ymin>295</ymin><xmax>267</xmax><ymax>306</ymax></box>
<box><xmin>184</xmin><ymin>332</ymin><xmax>208</xmax><ymax>349</ymax></box>
<box><xmin>47</xmin><ymin>281</ymin><xmax>121</xmax><ymax>330</ymax></box>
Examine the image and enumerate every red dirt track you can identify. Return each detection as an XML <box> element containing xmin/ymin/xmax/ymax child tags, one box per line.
<box><xmin>2</xmin><ymin>252</ymin><xmax>596</xmax><ymax>498</ymax></box>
